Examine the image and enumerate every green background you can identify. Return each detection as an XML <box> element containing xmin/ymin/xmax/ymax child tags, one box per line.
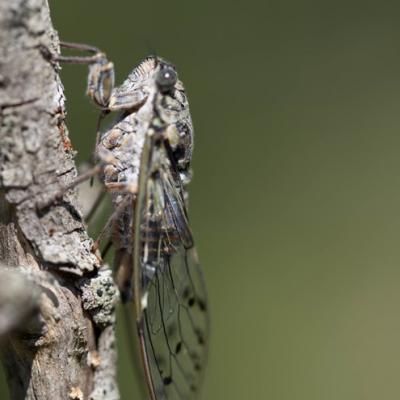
<box><xmin>3</xmin><ymin>0</ymin><xmax>400</xmax><ymax>399</ymax></box>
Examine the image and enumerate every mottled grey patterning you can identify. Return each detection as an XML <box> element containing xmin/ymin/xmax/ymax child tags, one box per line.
<box><xmin>95</xmin><ymin>56</ymin><xmax>209</xmax><ymax>400</ymax></box>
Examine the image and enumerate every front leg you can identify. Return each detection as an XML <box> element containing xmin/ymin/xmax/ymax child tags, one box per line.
<box><xmin>36</xmin><ymin>164</ymin><xmax>103</xmax><ymax>211</ymax></box>
<box><xmin>91</xmin><ymin>190</ymin><xmax>136</xmax><ymax>252</ymax></box>
<box><xmin>39</xmin><ymin>41</ymin><xmax>115</xmax><ymax>182</ymax></box>
<box><xmin>40</xmin><ymin>41</ymin><xmax>115</xmax><ymax>108</ymax></box>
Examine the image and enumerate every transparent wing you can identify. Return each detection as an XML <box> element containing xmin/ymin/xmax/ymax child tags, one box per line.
<box><xmin>133</xmin><ymin>134</ymin><xmax>209</xmax><ymax>400</ymax></box>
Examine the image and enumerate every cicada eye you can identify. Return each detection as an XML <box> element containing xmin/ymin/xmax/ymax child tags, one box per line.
<box><xmin>156</xmin><ymin>67</ymin><xmax>177</xmax><ymax>93</ymax></box>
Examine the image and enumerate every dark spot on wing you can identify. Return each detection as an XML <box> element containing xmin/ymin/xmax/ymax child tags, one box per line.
<box><xmin>195</xmin><ymin>328</ymin><xmax>205</xmax><ymax>346</ymax></box>
<box><xmin>190</xmin><ymin>384</ymin><xmax>197</xmax><ymax>392</ymax></box>
<box><xmin>188</xmin><ymin>297</ymin><xmax>195</xmax><ymax>307</ymax></box>
<box><xmin>163</xmin><ymin>376</ymin><xmax>172</xmax><ymax>385</ymax></box>
<box><xmin>175</xmin><ymin>341</ymin><xmax>182</xmax><ymax>354</ymax></box>
<box><xmin>198</xmin><ymin>298</ymin><xmax>207</xmax><ymax>312</ymax></box>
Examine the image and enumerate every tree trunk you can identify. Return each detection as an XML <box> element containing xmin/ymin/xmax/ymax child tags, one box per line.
<box><xmin>0</xmin><ymin>1</ymin><xmax>119</xmax><ymax>399</ymax></box>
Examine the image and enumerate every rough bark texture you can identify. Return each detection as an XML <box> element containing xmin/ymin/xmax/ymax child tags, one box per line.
<box><xmin>0</xmin><ymin>1</ymin><xmax>119</xmax><ymax>399</ymax></box>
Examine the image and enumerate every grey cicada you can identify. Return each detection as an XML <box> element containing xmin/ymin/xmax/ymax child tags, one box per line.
<box><xmin>46</xmin><ymin>42</ymin><xmax>210</xmax><ymax>399</ymax></box>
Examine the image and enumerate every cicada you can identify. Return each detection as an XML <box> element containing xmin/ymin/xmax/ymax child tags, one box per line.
<box><xmin>49</xmin><ymin>43</ymin><xmax>210</xmax><ymax>399</ymax></box>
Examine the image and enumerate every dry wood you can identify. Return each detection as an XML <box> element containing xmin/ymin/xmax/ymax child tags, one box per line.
<box><xmin>0</xmin><ymin>1</ymin><xmax>119</xmax><ymax>399</ymax></box>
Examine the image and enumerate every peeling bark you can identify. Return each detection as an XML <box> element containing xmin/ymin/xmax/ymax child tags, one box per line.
<box><xmin>0</xmin><ymin>1</ymin><xmax>119</xmax><ymax>399</ymax></box>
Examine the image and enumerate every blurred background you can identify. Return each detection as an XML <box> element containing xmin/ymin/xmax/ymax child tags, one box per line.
<box><xmin>3</xmin><ymin>0</ymin><xmax>400</xmax><ymax>399</ymax></box>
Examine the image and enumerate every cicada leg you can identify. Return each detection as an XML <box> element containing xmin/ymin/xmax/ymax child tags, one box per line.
<box><xmin>59</xmin><ymin>41</ymin><xmax>115</xmax><ymax>109</ymax></box>
<box><xmin>36</xmin><ymin>164</ymin><xmax>103</xmax><ymax>211</ymax></box>
<box><xmin>101</xmin><ymin>239</ymin><xmax>113</xmax><ymax>259</ymax></box>
<box><xmin>39</xmin><ymin>40</ymin><xmax>116</xmax><ymax>190</ymax></box>
<box><xmin>89</xmin><ymin>109</ymin><xmax>110</xmax><ymax>187</ymax></box>
<box><xmin>41</xmin><ymin>41</ymin><xmax>115</xmax><ymax>183</ymax></box>
<box><xmin>40</xmin><ymin>41</ymin><xmax>115</xmax><ymax>109</ymax></box>
<box><xmin>84</xmin><ymin>189</ymin><xmax>107</xmax><ymax>223</ymax></box>
<box><xmin>91</xmin><ymin>183</ymin><xmax>137</xmax><ymax>252</ymax></box>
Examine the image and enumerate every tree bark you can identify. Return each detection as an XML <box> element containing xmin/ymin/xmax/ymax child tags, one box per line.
<box><xmin>0</xmin><ymin>1</ymin><xmax>119</xmax><ymax>399</ymax></box>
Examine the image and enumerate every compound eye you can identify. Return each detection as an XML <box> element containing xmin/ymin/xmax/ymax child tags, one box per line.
<box><xmin>156</xmin><ymin>67</ymin><xmax>177</xmax><ymax>93</ymax></box>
